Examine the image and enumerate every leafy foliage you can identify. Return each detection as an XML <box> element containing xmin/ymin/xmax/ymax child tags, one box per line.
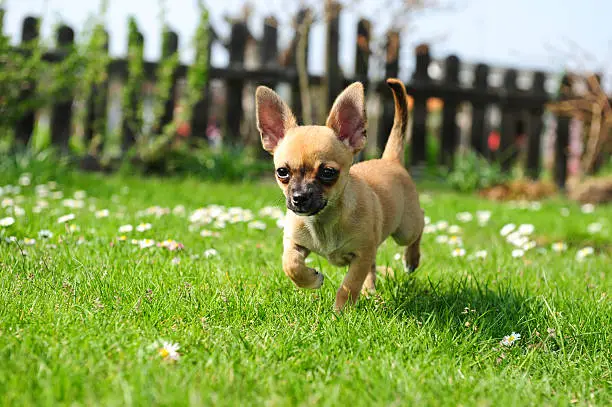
<box><xmin>447</xmin><ymin>150</ymin><xmax>507</xmax><ymax>193</ymax></box>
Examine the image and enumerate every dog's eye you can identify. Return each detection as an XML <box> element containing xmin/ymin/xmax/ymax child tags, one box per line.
<box><xmin>276</xmin><ymin>167</ymin><xmax>290</xmax><ymax>180</ymax></box>
<box><xmin>319</xmin><ymin>167</ymin><xmax>338</xmax><ymax>181</ymax></box>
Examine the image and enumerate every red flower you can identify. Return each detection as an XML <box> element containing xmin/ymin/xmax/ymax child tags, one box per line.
<box><xmin>488</xmin><ymin>131</ymin><xmax>500</xmax><ymax>151</ymax></box>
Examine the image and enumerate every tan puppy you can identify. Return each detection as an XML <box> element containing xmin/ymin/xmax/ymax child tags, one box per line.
<box><xmin>256</xmin><ymin>79</ymin><xmax>424</xmax><ymax>311</ymax></box>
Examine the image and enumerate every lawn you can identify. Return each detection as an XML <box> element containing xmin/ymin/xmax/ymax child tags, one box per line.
<box><xmin>0</xmin><ymin>159</ymin><xmax>610</xmax><ymax>406</ymax></box>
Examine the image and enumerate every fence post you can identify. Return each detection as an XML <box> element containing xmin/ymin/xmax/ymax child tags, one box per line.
<box><xmin>225</xmin><ymin>20</ymin><xmax>249</xmax><ymax>145</ymax></box>
<box><xmin>289</xmin><ymin>8</ymin><xmax>311</xmax><ymax>124</ymax></box>
<box><xmin>554</xmin><ymin>74</ymin><xmax>571</xmax><ymax>189</ymax></box>
<box><xmin>525</xmin><ymin>71</ymin><xmax>546</xmax><ymax>179</ymax></box>
<box><xmin>377</xmin><ymin>30</ymin><xmax>400</xmax><ymax>154</ymax></box>
<box><xmin>82</xmin><ymin>29</ymin><xmax>109</xmax><ymax>170</ymax></box>
<box><xmin>470</xmin><ymin>63</ymin><xmax>489</xmax><ymax>154</ymax></box>
<box><xmin>121</xmin><ymin>22</ymin><xmax>144</xmax><ymax>152</ymax></box>
<box><xmin>14</xmin><ymin>16</ymin><xmax>40</xmax><ymax>146</ymax></box>
<box><xmin>354</xmin><ymin>19</ymin><xmax>371</xmax><ymax>90</ymax></box>
<box><xmin>260</xmin><ymin>15</ymin><xmax>278</xmax><ymax>90</ymax></box>
<box><xmin>49</xmin><ymin>24</ymin><xmax>75</xmax><ymax>151</ymax></box>
<box><xmin>325</xmin><ymin>1</ymin><xmax>342</xmax><ymax>112</ymax></box>
<box><xmin>499</xmin><ymin>68</ymin><xmax>519</xmax><ymax>170</ymax></box>
<box><xmin>440</xmin><ymin>55</ymin><xmax>460</xmax><ymax>167</ymax></box>
<box><xmin>189</xmin><ymin>11</ymin><xmax>213</xmax><ymax>140</ymax></box>
<box><xmin>410</xmin><ymin>44</ymin><xmax>431</xmax><ymax>167</ymax></box>
<box><xmin>154</xmin><ymin>29</ymin><xmax>179</xmax><ymax>134</ymax></box>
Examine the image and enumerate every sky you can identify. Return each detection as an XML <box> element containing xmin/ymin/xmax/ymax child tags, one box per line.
<box><xmin>2</xmin><ymin>0</ymin><xmax>611</xmax><ymax>85</ymax></box>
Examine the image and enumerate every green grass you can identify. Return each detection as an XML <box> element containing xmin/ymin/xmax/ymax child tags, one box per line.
<box><xmin>0</xmin><ymin>160</ymin><xmax>611</xmax><ymax>406</ymax></box>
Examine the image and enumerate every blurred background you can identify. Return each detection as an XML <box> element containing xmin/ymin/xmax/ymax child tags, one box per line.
<box><xmin>1</xmin><ymin>0</ymin><xmax>610</xmax><ymax>200</ymax></box>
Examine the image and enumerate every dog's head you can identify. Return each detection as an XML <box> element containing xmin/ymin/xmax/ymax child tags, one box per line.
<box><xmin>256</xmin><ymin>83</ymin><xmax>366</xmax><ymax>216</ymax></box>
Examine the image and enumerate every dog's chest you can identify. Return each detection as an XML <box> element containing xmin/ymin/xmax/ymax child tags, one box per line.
<box><xmin>297</xmin><ymin>219</ymin><xmax>355</xmax><ymax>266</ymax></box>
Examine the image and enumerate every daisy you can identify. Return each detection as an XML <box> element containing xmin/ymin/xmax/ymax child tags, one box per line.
<box><xmin>276</xmin><ymin>218</ymin><xmax>285</xmax><ymax>229</ymax></box>
<box><xmin>38</xmin><ymin>230</ymin><xmax>53</xmax><ymax>239</ymax></box>
<box><xmin>248</xmin><ymin>221</ymin><xmax>267</xmax><ymax>230</ymax></box>
<box><xmin>551</xmin><ymin>242</ymin><xmax>567</xmax><ymax>252</ymax></box>
<box><xmin>1</xmin><ymin>198</ymin><xmax>14</xmax><ymax>208</ymax></box>
<box><xmin>451</xmin><ymin>248</ymin><xmax>466</xmax><ymax>257</ymax></box>
<box><xmin>456</xmin><ymin>212</ymin><xmax>473</xmax><ymax>223</ymax></box>
<box><xmin>136</xmin><ymin>223</ymin><xmax>152</xmax><ymax>232</ymax></box>
<box><xmin>587</xmin><ymin>223</ymin><xmax>602</xmax><ymax>234</ymax></box>
<box><xmin>0</xmin><ymin>216</ymin><xmax>15</xmax><ymax>227</ymax></box>
<box><xmin>448</xmin><ymin>225</ymin><xmax>462</xmax><ymax>234</ymax></box>
<box><xmin>529</xmin><ymin>202</ymin><xmax>542</xmax><ymax>211</ymax></box>
<box><xmin>57</xmin><ymin>214</ymin><xmax>75</xmax><ymax>224</ymax></box>
<box><xmin>13</xmin><ymin>206</ymin><xmax>25</xmax><ymax>217</ymax></box>
<box><xmin>424</xmin><ymin>216</ymin><xmax>431</xmax><ymax>225</ymax></box>
<box><xmin>172</xmin><ymin>205</ymin><xmax>186</xmax><ymax>216</ymax></box>
<box><xmin>119</xmin><ymin>224</ymin><xmax>133</xmax><ymax>233</ymax></box>
<box><xmin>581</xmin><ymin>203</ymin><xmax>595</xmax><ymax>214</ymax></box>
<box><xmin>517</xmin><ymin>224</ymin><xmax>535</xmax><ymax>236</ymax></box>
<box><xmin>69</xmin><ymin>224</ymin><xmax>80</xmax><ymax>233</ymax></box>
<box><xmin>476</xmin><ymin>210</ymin><xmax>491</xmax><ymax>225</ymax></box>
<box><xmin>423</xmin><ymin>225</ymin><xmax>436</xmax><ymax>234</ymax></box>
<box><xmin>576</xmin><ymin>247</ymin><xmax>594</xmax><ymax>261</ymax></box>
<box><xmin>204</xmin><ymin>248</ymin><xmax>218</xmax><ymax>258</ymax></box>
<box><xmin>51</xmin><ymin>191</ymin><xmax>63</xmax><ymax>200</ymax></box>
<box><xmin>474</xmin><ymin>250</ymin><xmax>488</xmax><ymax>259</ymax></box>
<box><xmin>155</xmin><ymin>341</ymin><xmax>180</xmax><ymax>362</ymax></box>
<box><xmin>500</xmin><ymin>223</ymin><xmax>516</xmax><ymax>237</ymax></box>
<box><xmin>501</xmin><ymin>332</ymin><xmax>521</xmax><ymax>347</ymax></box>
<box><xmin>200</xmin><ymin>229</ymin><xmax>221</xmax><ymax>238</ymax></box>
<box><xmin>171</xmin><ymin>257</ymin><xmax>181</xmax><ymax>265</ymax></box>
<box><xmin>511</xmin><ymin>249</ymin><xmax>525</xmax><ymax>258</ymax></box>
<box><xmin>435</xmin><ymin>220</ymin><xmax>449</xmax><ymax>231</ymax></box>
<box><xmin>117</xmin><ymin>235</ymin><xmax>128</xmax><ymax>241</ymax></box>
<box><xmin>522</xmin><ymin>241</ymin><xmax>536</xmax><ymax>251</ymax></box>
<box><xmin>139</xmin><ymin>239</ymin><xmax>155</xmax><ymax>249</ymax></box>
<box><xmin>95</xmin><ymin>209</ymin><xmax>110</xmax><ymax>218</ymax></box>
<box><xmin>560</xmin><ymin>207</ymin><xmax>570</xmax><ymax>217</ymax></box>
<box><xmin>23</xmin><ymin>238</ymin><xmax>36</xmax><ymax>246</ymax></box>
<box><xmin>448</xmin><ymin>235</ymin><xmax>463</xmax><ymax>246</ymax></box>
<box><xmin>394</xmin><ymin>253</ymin><xmax>402</xmax><ymax>261</ymax></box>
<box><xmin>435</xmin><ymin>235</ymin><xmax>449</xmax><ymax>244</ymax></box>
<box><xmin>18</xmin><ymin>174</ymin><xmax>31</xmax><ymax>186</ymax></box>
<box><xmin>74</xmin><ymin>190</ymin><xmax>87</xmax><ymax>200</ymax></box>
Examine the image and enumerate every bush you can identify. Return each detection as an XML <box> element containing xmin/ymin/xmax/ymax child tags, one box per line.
<box><xmin>446</xmin><ymin>150</ymin><xmax>507</xmax><ymax>193</ymax></box>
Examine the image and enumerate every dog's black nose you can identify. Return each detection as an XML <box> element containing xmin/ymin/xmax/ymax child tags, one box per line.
<box><xmin>291</xmin><ymin>192</ymin><xmax>309</xmax><ymax>206</ymax></box>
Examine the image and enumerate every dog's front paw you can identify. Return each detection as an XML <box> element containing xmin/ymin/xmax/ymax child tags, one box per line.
<box><xmin>310</xmin><ymin>270</ymin><xmax>325</xmax><ymax>289</ymax></box>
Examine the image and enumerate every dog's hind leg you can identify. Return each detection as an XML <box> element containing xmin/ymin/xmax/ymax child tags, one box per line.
<box><xmin>403</xmin><ymin>233</ymin><xmax>421</xmax><ymax>273</ymax></box>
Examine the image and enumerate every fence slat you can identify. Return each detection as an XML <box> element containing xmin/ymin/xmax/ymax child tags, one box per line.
<box><xmin>470</xmin><ymin>63</ymin><xmax>489</xmax><ymax>153</ymax></box>
<box><xmin>289</xmin><ymin>8</ymin><xmax>311</xmax><ymax>124</ymax></box>
<box><xmin>440</xmin><ymin>55</ymin><xmax>460</xmax><ymax>167</ymax></box>
<box><xmin>225</xmin><ymin>21</ymin><xmax>249</xmax><ymax>145</ymax></box>
<box><xmin>325</xmin><ymin>1</ymin><xmax>342</xmax><ymax>112</ymax></box>
<box><xmin>526</xmin><ymin>72</ymin><xmax>546</xmax><ymax>179</ymax></box>
<box><xmin>49</xmin><ymin>24</ymin><xmax>75</xmax><ymax>151</ymax></box>
<box><xmin>354</xmin><ymin>19</ymin><xmax>371</xmax><ymax>89</ymax></box>
<box><xmin>155</xmin><ymin>30</ymin><xmax>179</xmax><ymax>134</ymax></box>
<box><xmin>121</xmin><ymin>25</ymin><xmax>144</xmax><ymax>152</ymax></box>
<box><xmin>259</xmin><ymin>15</ymin><xmax>278</xmax><ymax>91</ymax></box>
<box><xmin>410</xmin><ymin>44</ymin><xmax>430</xmax><ymax>166</ymax></box>
<box><xmin>499</xmin><ymin>69</ymin><xmax>519</xmax><ymax>170</ymax></box>
<box><xmin>554</xmin><ymin>74</ymin><xmax>571</xmax><ymax>189</ymax></box>
<box><xmin>377</xmin><ymin>30</ymin><xmax>400</xmax><ymax>154</ymax></box>
<box><xmin>14</xmin><ymin>16</ymin><xmax>39</xmax><ymax>146</ymax></box>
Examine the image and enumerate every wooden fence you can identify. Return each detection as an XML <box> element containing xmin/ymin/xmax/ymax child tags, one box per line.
<box><xmin>3</xmin><ymin>6</ymin><xmax>608</xmax><ymax>188</ymax></box>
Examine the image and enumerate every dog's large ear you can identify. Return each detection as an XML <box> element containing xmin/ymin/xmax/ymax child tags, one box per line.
<box><xmin>326</xmin><ymin>82</ymin><xmax>366</xmax><ymax>153</ymax></box>
<box><xmin>256</xmin><ymin>86</ymin><xmax>297</xmax><ymax>154</ymax></box>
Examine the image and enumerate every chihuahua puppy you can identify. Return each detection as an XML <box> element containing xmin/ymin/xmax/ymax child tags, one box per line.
<box><xmin>256</xmin><ymin>79</ymin><xmax>424</xmax><ymax>311</ymax></box>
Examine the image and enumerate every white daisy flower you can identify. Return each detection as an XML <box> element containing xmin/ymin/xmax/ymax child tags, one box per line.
<box><xmin>517</xmin><ymin>224</ymin><xmax>535</xmax><ymax>236</ymax></box>
<box><xmin>276</xmin><ymin>218</ymin><xmax>285</xmax><ymax>229</ymax></box>
<box><xmin>248</xmin><ymin>220</ymin><xmax>267</xmax><ymax>230</ymax></box>
<box><xmin>474</xmin><ymin>250</ymin><xmax>488</xmax><ymax>259</ymax></box>
<box><xmin>23</xmin><ymin>238</ymin><xmax>36</xmax><ymax>246</ymax></box>
<box><xmin>423</xmin><ymin>224</ymin><xmax>436</xmax><ymax>234</ymax></box>
<box><xmin>448</xmin><ymin>225</ymin><xmax>462</xmax><ymax>234</ymax></box>
<box><xmin>57</xmin><ymin>214</ymin><xmax>76</xmax><ymax>224</ymax></box>
<box><xmin>587</xmin><ymin>223</ymin><xmax>602</xmax><ymax>234</ymax></box>
<box><xmin>435</xmin><ymin>220</ymin><xmax>449</xmax><ymax>231</ymax></box>
<box><xmin>136</xmin><ymin>223</ymin><xmax>152</xmax><ymax>232</ymax></box>
<box><xmin>51</xmin><ymin>191</ymin><xmax>63</xmax><ymax>200</ymax></box>
<box><xmin>13</xmin><ymin>206</ymin><xmax>25</xmax><ymax>217</ymax></box>
<box><xmin>38</xmin><ymin>230</ymin><xmax>53</xmax><ymax>239</ymax></box>
<box><xmin>74</xmin><ymin>190</ymin><xmax>87</xmax><ymax>200</ymax></box>
<box><xmin>204</xmin><ymin>248</ymin><xmax>218</xmax><ymax>258</ymax></box>
<box><xmin>62</xmin><ymin>199</ymin><xmax>85</xmax><ymax>209</ymax></box>
<box><xmin>551</xmin><ymin>242</ymin><xmax>567</xmax><ymax>252</ymax></box>
<box><xmin>424</xmin><ymin>216</ymin><xmax>431</xmax><ymax>225</ymax></box>
<box><xmin>95</xmin><ymin>209</ymin><xmax>110</xmax><ymax>218</ymax></box>
<box><xmin>138</xmin><ymin>239</ymin><xmax>155</xmax><ymax>249</ymax></box>
<box><xmin>69</xmin><ymin>224</ymin><xmax>80</xmax><ymax>233</ymax></box>
<box><xmin>511</xmin><ymin>249</ymin><xmax>525</xmax><ymax>258</ymax></box>
<box><xmin>476</xmin><ymin>210</ymin><xmax>491</xmax><ymax>225</ymax></box>
<box><xmin>560</xmin><ymin>207</ymin><xmax>570</xmax><ymax>217</ymax></box>
<box><xmin>119</xmin><ymin>224</ymin><xmax>133</xmax><ymax>233</ymax></box>
<box><xmin>154</xmin><ymin>340</ymin><xmax>180</xmax><ymax>362</ymax></box>
<box><xmin>576</xmin><ymin>247</ymin><xmax>594</xmax><ymax>261</ymax></box>
<box><xmin>200</xmin><ymin>229</ymin><xmax>221</xmax><ymax>238</ymax></box>
<box><xmin>522</xmin><ymin>241</ymin><xmax>537</xmax><ymax>251</ymax></box>
<box><xmin>1</xmin><ymin>198</ymin><xmax>14</xmax><ymax>208</ymax></box>
<box><xmin>448</xmin><ymin>235</ymin><xmax>463</xmax><ymax>246</ymax></box>
<box><xmin>451</xmin><ymin>248</ymin><xmax>466</xmax><ymax>257</ymax></box>
<box><xmin>172</xmin><ymin>205</ymin><xmax>186</xmax><ymax>216</ymax></box>
<box><xmin>394</xmin><ymin>253</ymin><xmax>402</xmax><ymax>261</ymax></box>
<box><xmin>456</xmin><ymin>212</ymin><xmax>473</xmax><ymax>223</ymax></box>
<box><xmin>435</xmin><ymin>235</ymin><xmax>449</xmax><ymax>244</ymax></box>
<box><xmin>581</xmin><ymin>203</ymin><xmax>595</xmax><ymax>214</ymax></box>
<box><xmin>18</xmin><ymin>174</ymin><xmax>31</xmax><ymax>186</ymax></box>
<box><xmin>501</xmin><ymin>332</ymin><xmax>521</xmax><ymax>347</ymax></box>
<box><xmin>171</xmin><ymin>257</ymin><xmax>181</xmax><ymax>265</ymax></box>
<box><xmin>529</xmin><ymin>202</ymin><xmax>542</xmax><ymax>211</ymax></box>
<box><xmin>500</xmin><ymin>223</ymin><xmax>516</xmax><ymax>237</ymax></box>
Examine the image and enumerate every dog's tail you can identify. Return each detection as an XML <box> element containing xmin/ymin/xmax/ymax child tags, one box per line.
<box><xmin>381</xmin><ymin>78</ymin><xmax>410</xmax><ymax>164</ymax></box>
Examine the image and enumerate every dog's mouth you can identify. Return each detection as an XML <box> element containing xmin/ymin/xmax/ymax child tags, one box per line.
<box><xmin>289</xmin><ymin>200</ymin><xmax>328</xmax><ymax>217</ymax></box>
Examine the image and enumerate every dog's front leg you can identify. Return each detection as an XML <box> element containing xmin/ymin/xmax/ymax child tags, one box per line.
<box><xmin>334</xmin><ymin>252</ymin><xmax>375</xmax><ymax>311</ymax></box>
<box><xmin>282</xmin><ymin>239</ymin><xmax>324</xmax><ymax>289</ymax></box>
